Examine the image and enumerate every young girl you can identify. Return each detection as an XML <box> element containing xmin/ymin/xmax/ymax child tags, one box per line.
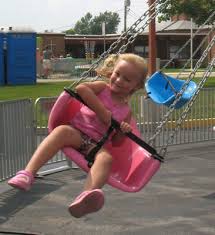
<box><xmin>8</xmin><ymin>53</ymin><xmax>148</xmax><ymax>218</ymax></box>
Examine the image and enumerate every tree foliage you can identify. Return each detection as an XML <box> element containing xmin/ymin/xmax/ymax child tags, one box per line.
<box><xmin>65</xmin><ymin>11</ymin><xmax>120</xmax><ymax>35</ymax></box>
<box><xmin>158</xmin><ymin>0</ymin><xmax>215</xmax><ymax>25</ymax></box>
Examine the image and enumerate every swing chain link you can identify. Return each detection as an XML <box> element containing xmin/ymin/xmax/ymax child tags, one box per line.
<box><xmin>69</xmin><ymin>0</ymin><xmax>169</xmax><ymax>88</ymax></box>
<box><xmin>131</xmin><ymin>11</ymin><xmax>215</xmax><ymax>150</ymax></box>
<box><xmin>159</xmin><ymin>55</ymin><xmax>215</xmax><ymax>156</ymax></box>
<box><xmin>161</xmin><ymin>11</ymin><xmax>215</xmax><ymax>70</ymax></box>
<box><xmin>148</xmin><ymin>35</ymin><xmax>215</xmax><ymax>155</ymax></box>
<box><xmin>68</xmin><ymin>0</ymin><xmax>215</xmax><ymax>158</ymax></box>
<box><xmin>174</xmin><ymin>25</ymin><xmax>215</xmax><ymax>81</ymax></box>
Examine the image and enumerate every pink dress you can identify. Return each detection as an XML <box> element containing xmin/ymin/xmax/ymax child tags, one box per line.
<box><xmin>70</xmin><ymin>85</ymin><xmax>130</xmax><ymax>142</ymax></box>
<box><xmin>48</xmin><ymin>89</ymin><xmax>161</xmax><ymax>192</ymax></box>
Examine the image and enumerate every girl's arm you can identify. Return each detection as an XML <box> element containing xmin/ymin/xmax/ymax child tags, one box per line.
<box><xmin>111</xmin><ymin>111</ymin><xmax>132</xmax><ymax>146</ymax></box>
<box><xmin>75</xmin><ymin>81</ymin><xmax>112</xmax><ymax>125</ymax></box>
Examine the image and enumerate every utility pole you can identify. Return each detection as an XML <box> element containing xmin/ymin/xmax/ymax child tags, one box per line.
<box><xmin>102</xmin><ymin>22</ymin><xmax>106</xmax><ymax>52</ymax></box>
<box><xmin>124</xmin><ymin>0</ymin><xmax>131</xmax><ymax>32</ymax></box>
<box><xmin>148</xmin><ymin>0</ymin><xmax>156</xmax><ymax>76</ymax></box>
<box><xmin>148</xmin><ymin>0</ymin><xmax>157</xmax><ymax>146</ymax></box>
<box><xmin>190</xmin><ymin>18</ymin><xmax>193</xmax><ymax>70</ymax></box>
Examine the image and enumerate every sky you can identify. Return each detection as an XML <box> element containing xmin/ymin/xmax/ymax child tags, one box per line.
<box><xmin>0</xmin><ymin>0</ymin><xmax>148</xmax><ymax>33</ymax></box>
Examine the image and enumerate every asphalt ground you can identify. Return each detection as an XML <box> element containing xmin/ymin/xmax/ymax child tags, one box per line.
<box><xmin>0</xmin><ymin>140</ymin><xmax>215</xmax><ymax>235</ymax></box>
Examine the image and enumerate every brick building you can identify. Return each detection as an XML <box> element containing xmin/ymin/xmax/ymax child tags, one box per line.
<box><xmin>37</xmin><ymin>32</ymin><xmax>65</xmax><ymax>57</ymax></box>
<box><xmin>37</xmin><ymin>18</ymin><xmax>214</xmax><ymax>68</ymax></box>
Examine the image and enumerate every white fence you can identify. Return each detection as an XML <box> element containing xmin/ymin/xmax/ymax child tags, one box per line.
<box><xmin>38</xmin><ymin>58</ymin><xmax>97</xmax><ymax>79</ymax></box>
<box><xmin>0</xmin><ymin>99</ymin><xmax>35</xmax><ymax>181</ymax></box>
<box><xmin>0</xmin><ymin>89</ymin><xmax>215</xmax><ymax>181</ymax></box>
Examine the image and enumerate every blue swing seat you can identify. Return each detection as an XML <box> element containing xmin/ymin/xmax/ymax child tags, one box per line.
<box><xmin>145</xmin><ymin>71</ymin><xmax>197</xmax><ymax>109</ymax></box>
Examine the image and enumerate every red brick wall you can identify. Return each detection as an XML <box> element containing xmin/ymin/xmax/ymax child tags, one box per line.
<box><xmin>38</xmin><ymin>33</ymin><xmax>65</xmax><ymax>57</ymax></box>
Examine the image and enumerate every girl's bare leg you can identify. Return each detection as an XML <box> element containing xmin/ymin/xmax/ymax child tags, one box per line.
<box><xmin>25</xmin><ymin>125</ymin><xmax>82</xmax><ymax>175</ymax></box>
<box><xmin>83</xmin><ymin>149</ymin><xmax>113</xmax><ymax>190</ymax></box>
<box><xmin>68</xmin><ymin>149</ymin><xmax>111</xmax><ymax>218</ymax></box>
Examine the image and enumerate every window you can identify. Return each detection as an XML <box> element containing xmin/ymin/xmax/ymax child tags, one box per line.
<box><xmin>134</xmin><ymin>45</ymin><xmax>148</xmax><ymax>57</ymax></box>
<box><xmin>169</xmin><ymin>43</ymin><xmax>189</xmax><ymax>59</ymax></box>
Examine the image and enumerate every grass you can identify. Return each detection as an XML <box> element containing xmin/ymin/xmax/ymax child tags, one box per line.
<box><xmin>1</xmin><ymin>76</ymin><xmax>213</xmax><ymax>127</ymax></box>
<box><xmin>0</xmin><ymin>76</ymin><xmax>215</xmax><ymax>102</ymax></box>
<box><xmin>0</xmin><ymin>81</ymin><xmax>72</xmax><ymax>101</ymax></box>
<box><xmin>192</xmin><ymin>77</ymin><xmax>215</xmax><ymax>88</ymax></box>
<box><xmin>162</xmin><ymin>68</ymin><xmax>215</xmax><ymax>73</ymax></box>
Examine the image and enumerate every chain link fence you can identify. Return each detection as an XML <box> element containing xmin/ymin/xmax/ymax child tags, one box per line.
<box><xmin>0</xmin><ymin>89</ymin><xmax>215</xmax><ymax>181</ymax></box>
<box><xmin>37</xmin><ymin>58</ymin><xmax>97</xmax><ymax>79</ymax></box>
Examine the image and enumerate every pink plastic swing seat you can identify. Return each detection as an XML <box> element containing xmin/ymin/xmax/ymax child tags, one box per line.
<box><xmin>48</xmin><ymin>91</ymin><xmax>161</xmax><ymax>192</ymax></box>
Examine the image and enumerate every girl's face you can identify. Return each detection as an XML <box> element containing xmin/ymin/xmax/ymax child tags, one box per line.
<box><xmin>110</xmin><ymin>60</ymin><xmax>142</xmax><ymax>97</ymax></box>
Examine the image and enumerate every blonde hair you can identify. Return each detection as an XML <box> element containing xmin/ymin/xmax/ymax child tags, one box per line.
<box><xmin>96</xmin><ymin>53</ymin><xmax>148</xmax><ymax>89</ymax></box>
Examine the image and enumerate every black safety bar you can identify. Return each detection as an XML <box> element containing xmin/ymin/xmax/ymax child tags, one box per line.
<box><xmin>64</xmin><ymin>88</ymin><xmax>164</xmax><ymax>167</ymax></box>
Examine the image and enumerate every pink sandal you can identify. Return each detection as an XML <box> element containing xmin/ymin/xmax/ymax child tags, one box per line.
<box><xmin>8</xmin><ymin>170</ymin><xmax>35</xmax><ymax>191</ymax></box>
<box><xmin>68</xmin><ymin>189</ymin><xmax>105</xmax><ymax>218</ymax></box>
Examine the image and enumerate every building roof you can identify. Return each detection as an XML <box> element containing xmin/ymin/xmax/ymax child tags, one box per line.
<box><xmin>157</xmin><ymin>20</ymin><xmax>211</xmax><ymax>31</ymax></box>
<box><xmin>37</xmin><ymin>20</ymin><xmax>212</xmax><ymax>39</ymax></box>
<box><xmin>0</xmin><ymin>26</ymin><xmax>36</xmax><ymax>33</ymax></box>
<box><xmin>156</xmin><ymin>20</ymin><xmax>198</xmax><ymax>31</ymax></box>
<box><xmin>38</xmin><ymin>32</ymin><xmax>65</xmax><ymax>36</ymax></box>
<box><xmin>65</xmin><ymin>34</ymin><xmax>120</xmax><ymax>41</ymax></box>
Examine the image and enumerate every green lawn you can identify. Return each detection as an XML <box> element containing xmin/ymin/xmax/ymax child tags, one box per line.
<box><xmin>0</xmin><ymin>81</ymin><xmax>72</xmax><ymax>101</ymax></box>
<box><xmin>0</xmin><ymin>77</ymin><xmax>215</xmax><ymax>102</ymax></box>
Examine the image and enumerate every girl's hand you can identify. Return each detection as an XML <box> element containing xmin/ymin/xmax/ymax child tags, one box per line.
<box><xmin>120</xmin><ymin>121</ymin><xmax>132</xmax><ymax>133</ymax></box>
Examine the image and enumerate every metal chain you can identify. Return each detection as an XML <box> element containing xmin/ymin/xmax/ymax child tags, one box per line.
<box><xmin>106</xmin><ymin>0</ymin><xmax>169</xmax><ymax>55</ymax></box>
<box><xmin>161</xmin><ymin>11</ymin><xmax>215</xmax><ymax>70</ymax></box>
<box><xmin>159</xmin><ymin>55</ymin><xmax>215</xmax><ymax>156</ymax></box>
<box><xmin>69</xmin><ymin>0</ymin><xmax>168</xmax><ymax>88</ymax></box>
<box><xmin>69</xmin><ymin>5</ymin><xmax>214</xmax><ymax>89</ymax></box>
<box><xmin>66</xmin><ymin>1</ymin><xmax>215</xmax><ymax>157</ymax></box>
<box><xmin>116</xmin><ymin>8</ymin><xmax>161</xmax><ymax>54</ymax></box>
<box><xmin>149</xmin><ymin>35</ymin><xmax>215</xmax><ymax>146</ymax></box>
<box><xmin>174</xmin><ymin>25</ymin><xmax>215</xmax><ymax>80</ymax></box>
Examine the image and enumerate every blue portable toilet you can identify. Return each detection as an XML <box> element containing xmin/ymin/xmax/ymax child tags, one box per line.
<box><xmin>0</xmin><ymin>32</ymin><xmax>4</xmax><ymax>85</ymax></box>
<box><xmin>6</xmin><ymin>28</ymin><xmax>36</xmax><ymax>85</ymax></box>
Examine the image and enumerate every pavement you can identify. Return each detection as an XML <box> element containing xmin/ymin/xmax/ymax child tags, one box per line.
<box><xmin>0</xmin><ymin>140</ymin><xmax>215</xmax><ymax>235</ymax></box>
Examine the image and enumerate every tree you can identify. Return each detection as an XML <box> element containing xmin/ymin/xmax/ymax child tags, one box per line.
<box><xmin>72</xmin><ymin>12</ymin><xmax>93</xmax><ymax>35</ymax></box>
<box><xmin>65</xmin><ymin>11</ymin><xmax>120</xmax><ymax>35</ymax></box>
<box><xmin>91</xmin><ymin>11</ymin><xmax>120</xmax><ymax>34</ymax></box>
<box><xmin>158</xmin><ymin>0</ymin><xmax>215</xmax><ymax>25</ymax></box>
